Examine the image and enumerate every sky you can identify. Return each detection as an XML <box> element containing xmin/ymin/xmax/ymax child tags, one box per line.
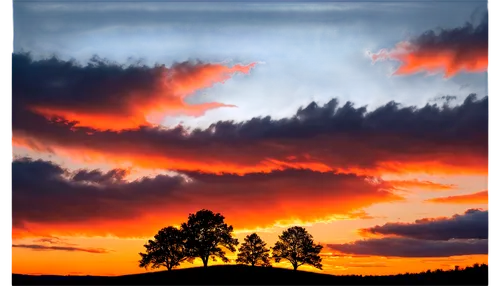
<box><xmin>12</xmin><ymin>0</ymin><xmax>488</xmax><ymax>276</ymax></box>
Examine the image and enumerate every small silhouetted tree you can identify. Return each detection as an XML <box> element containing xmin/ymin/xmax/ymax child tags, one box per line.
<box><xmin>181</xmin><ymin>209</ymin><xmax>239</xmax><ymax>268</ymax></box>
<box><xmin>236</xmin><ymin>233</ymin><xmax>271</xmax><ymax>267</ymax></box>
<box><xmin>139</xmin><ymin>226</ymin><xmax>188</xmax><ymax>271</ymax></box>
<box><xmin>272</xmin><ymin>226</ymin><xmax>323</xmax><ymax>271</ymax></box>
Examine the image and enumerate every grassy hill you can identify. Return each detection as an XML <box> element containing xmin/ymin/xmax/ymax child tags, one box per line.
<box><xmin>13</xmin><ymin>264</ymin><xmax>488</xmax><ymax>285</ymax></box>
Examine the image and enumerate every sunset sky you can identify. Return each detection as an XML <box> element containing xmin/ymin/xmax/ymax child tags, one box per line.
<box><xmin>12</xmin><ymin>0</ymin><xmax>488</xmax><ymax>276</ymax></box>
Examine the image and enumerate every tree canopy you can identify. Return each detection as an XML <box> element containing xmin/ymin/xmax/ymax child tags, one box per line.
<box><xmin>139</xmin><ymin>226</ymin><xmax>188</xmax><ymax>271</ymax></box>
<box><xmin>181</xmin><ymin>209</ymin><xmax>239</xmax><ymax>267</ymax></box>
<box><xmin>138</xmin><ymin>211</ymin><xmax>325</xmax><ymax>272</ymax></box>
<box><xmin>271</xmin><ymin>226</ymin><xmax>323</xmax><ymax>271</ymax></box>
<box><xmin>236</xmin><ymin>233</ymin><xmax>271</xmax><ymax>267</ymax></box>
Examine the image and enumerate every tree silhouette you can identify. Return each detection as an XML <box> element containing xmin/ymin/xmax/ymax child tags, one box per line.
<box><xmin>236</xmin><ymin>233</ymin><xmax>271</xmax><ymax>267</ymax></box>
<box><xmin>139</xmin><ymin>226</ymin><xmax>189</xmax><ymax>271</ymax></box>
<box><xmin>181</xmin><ymin>209</ymin><xmax>239</xmax><ymax>268</ymax></box>
<box><xmin>271</xmin><ymin>226</ymin><xmax>323</xmax><ymax>271</ymax></box>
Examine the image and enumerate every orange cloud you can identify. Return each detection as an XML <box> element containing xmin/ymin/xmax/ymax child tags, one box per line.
<box><xmin>387</xmin><ymin>179</ymin><xmax>456</xmax><ymax>191</ymax></box>
<box><xmin>425</xmin><ymin>190</ymin><xmax>488</xmax><ymax>204</ymax></box>
<box><xmin>12</xmin><ymin>131</ymin><xmax>488</xmax><ymax>177</ymax></box>
<box><xmin>17</xmin><ymin>54</ymin><xmax>256</xmax><ymax>131</ymax></box>
<box><xmin>371</xmin><ymin>16</ymin><xmax>487</xmax><ymax>77</ymax></box>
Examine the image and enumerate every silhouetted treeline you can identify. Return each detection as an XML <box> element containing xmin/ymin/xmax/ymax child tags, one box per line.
<box><xmin>139</xmin><ymin>209</ymin><xmax>322</xmax><ymax>271</ymax></box>
<box><xmin>12</xmin><ymin>263</ymin><xmax>488</xmax><ymax>285</ymax></box>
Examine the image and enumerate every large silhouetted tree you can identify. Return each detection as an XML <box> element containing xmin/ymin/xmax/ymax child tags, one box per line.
<box><xmin>181</xmin><ymin>209</ymin><xmax>239</xmax><ymax>268</ymax></box>
<box><xmin>271</xmin><ymin>226</ymin><xmax>323</xmax><ymax>271</ymax></box>
<box><xmin>236</xmin><ymin>233</ymin><xmax>271</xmax><ymax>267</ymax></box>
<box><xmin>139</xmin><ymin>226</ymin><xmax>189</xmax><ymax>271</ymax></box>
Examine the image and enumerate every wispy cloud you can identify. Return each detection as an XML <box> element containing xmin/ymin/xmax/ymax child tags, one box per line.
<box><xmin>425</xmin><ymin>190</ymin><xmax>488</xmax><ymax>204</ymax></box>
<box><xmin>13</xmin><ymin>244</ymin><xmax>111</xmax><ymax>254</ymax></box>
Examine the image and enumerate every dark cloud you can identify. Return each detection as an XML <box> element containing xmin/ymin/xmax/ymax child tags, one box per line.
<box><xmin>13</xmin><ymin>60</ymin><xmax>488</xmax><ymax>175</ymax></box>
<box><xmin>327</xmin><ymin>237</ymin><xmax>487</xmax><ymax>257</ymax></box>
<box><xmin>360</xmin><ymin>209</ymin><xmax>487</xmax><ymax>240</ymax></box>
<box><xmin>329</xmin><ymin>210</ymin><xmax>488</xmax><ymax>258</ymax></box>
<box><xmin>412</xmin><ymin>12</ymin><xmax>487</xmax><ymax>56</ymax></box>
<box><xmin>431</xmin><ymin>95</ymin><xmax>457</xmax><ymax>103</ymax></box>
<box><xmin>12</xmin><ymin>158</ymin><xmax>400</xmax><ymax>237</ymax></box>
<box><xmin>12</xmin><ymin>244</ymin><xmax>110</xmax><ymax>254</ymax></box>
<box><xmin>12</xmin><ymin>157</ymin><xmax>186</xmax><ymax>226</ymax></box>
<box><xmin>33</xmin><ymin>236</ymin><xmax>76</xmax><ymax>246</ymax></box>
<box><xmin>72</xmin><ymin>169</ymin><xmax>128</xmax><ymax>185</ymax></box>
<box><xmin>12</xmin><ymin>53</ymin><xmax>254</xmax><ymax>131</ymax></box>
<box><xmin>371</xmin><ymin>13</ymin><xmax>488</xmax><ymax>77</ymax></box>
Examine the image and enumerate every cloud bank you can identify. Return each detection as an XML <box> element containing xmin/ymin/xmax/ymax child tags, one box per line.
<box><xmin>13</xmin><ymin>158</ymin><xmax>401</xmax><ymax>238</ymax></box>
<box><xmin>13</xmin><ymin>58</ymin><xmax>488</xmax><ymax>177</ymax></box>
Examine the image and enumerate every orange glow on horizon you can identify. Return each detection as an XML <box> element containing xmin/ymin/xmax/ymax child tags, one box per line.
<box><xmin>12</xmin><ymin>234</ymin><xmax>488</xmax><ymax>277</ymax></box>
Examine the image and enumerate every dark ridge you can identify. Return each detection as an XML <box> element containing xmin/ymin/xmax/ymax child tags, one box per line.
<box><xmin>12</xmin><ymin>263</ymin><xmax>488</xmax><ymax>285</ymax></box>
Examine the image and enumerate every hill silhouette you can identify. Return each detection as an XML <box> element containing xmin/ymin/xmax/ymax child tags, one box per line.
<box><xmin>13</xmin><ymin>264</ymin><xmax>487</xmax><ymax>285</ymax></box>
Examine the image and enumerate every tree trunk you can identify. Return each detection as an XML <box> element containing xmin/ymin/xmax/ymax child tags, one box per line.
<box><xmin>202</xmin><ymin>257</ymin><xmax>209</xmax><ymax>268</ymax></box>
<box><xmin>167</xmin><ymin>265</ymin><xmax>172</xmax><ymax>271</ymax></box>
<box><xmin>251</xmin><ymin>262</ymin><xmax>255</xmax><ymax>267</ymax></box>
<box><xmin>293</xmin><ymin>264</ymin><xmax>298</xmax><ymax>271</ymax></box>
